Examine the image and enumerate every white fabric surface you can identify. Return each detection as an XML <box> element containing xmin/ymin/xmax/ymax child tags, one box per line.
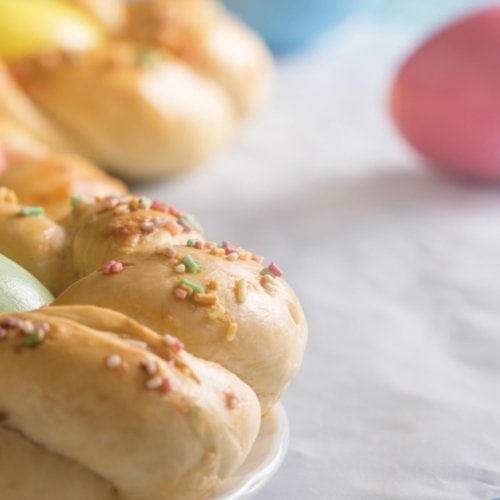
<box><xmin>140</xmin><ymin>13</ymin><xmax>500</xmax><ymax>499</ymax></box>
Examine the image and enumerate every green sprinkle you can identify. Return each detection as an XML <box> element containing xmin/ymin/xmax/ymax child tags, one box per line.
<box><xmin>182</xmin><ymin>255</ymin><xmax>200</xmax><ymax>273</ymax></box>
<box><xmin>70</xmin><ymin>195</ymin><xmax>82</xmax><ymax>208</ymax></box>
<box><xmin>187</xmin><ymin>239</ymin><xmax>198</xmax><ymax>247</ymax></box>
<box><xmin>182</xmin><ymin>214</ymin><xmax>202</xmax><ymax>232</ymax></box>
<box><xmin>23</xmin><ymin>330</ymin><xmax>45</xmax><ymax>347</ymax></box>
<box><xmin>19</xmin><ymin>206</ymin><xmax>44</xmax><ymax>217</ymax></box>
<box><xmin>136</xmin><ymin>49</ymin><xmax>162</xmax><ymax>68</ymax></box>
<box><xmin>179</xmin><ymin>278</ymin><xmax>204</xmax><ymax>294</ymax></box>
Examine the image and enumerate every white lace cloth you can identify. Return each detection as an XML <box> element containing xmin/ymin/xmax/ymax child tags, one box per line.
<box><xmin>140</xmin><ymin>10</ymin><xmax>500</xmax><ymax>499</ymax></box>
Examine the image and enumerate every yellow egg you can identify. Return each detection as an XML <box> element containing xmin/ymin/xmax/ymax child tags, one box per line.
<box><xmin>0</xmin><ymin>0</ymin><xmax>104</xmax><ymax>61</ymax></box>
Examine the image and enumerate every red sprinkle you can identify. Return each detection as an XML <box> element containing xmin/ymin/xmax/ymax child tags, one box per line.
<box><xmin>194</xmin><ymin>240</ymin><xmax>204</xmax><ymax>250</ymax></box>
<box><xmin>162</xmin><ymin>333</ymin><xmax>184</xmax><ymax>353</ymax></box>
<box><xmin>161</xmin><ymin>377</ymin><xmax>173</xmax><ymax>394</ymax></box>
<box><xmin>224</xmin><ymin>244</ymin><xmax>239</xmax><ymax>255</ymax></box>
<box><xmin>268</xmin><ymin>262</ymin><xmax>283</xmax><ymax>278</ymax></box>
<box><xmin>100</xmin><ymin>260</ymin><xmax>124</xmax><ymax>275</ymax></box>
<box><xmin>151</xmin><ymin>200</ymin><xmax>167</xmax><ymax>212</ymax></box>
<box><xmin>174</xmin><ymin>287</ymin><xmax>189</xmax><ymax>300</ymax></box>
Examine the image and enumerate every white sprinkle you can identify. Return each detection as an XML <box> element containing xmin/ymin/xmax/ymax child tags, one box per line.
<box><xmin>143</xmin><ymin>359</ymin><xmax>157</xmax><ymax>376</ymax></box>
<box><xmin>105</xmin><ymin>354</ymin><xmax>122</xmax><ymax>369</ymax></box>
<box><xmin>140</xmin><ymin>220</ymin><xmax>156</xmax><ymax>233</ymax></box>
<box><xmin>125</xmin><ymin>339</ymin><xmax>148</xmax><ymax>349</ymax></box>
<box><xmin>226</xmin><ymin>252</ymin><xmax>238</xmax><ymax>261</ymax></box>
<box><xmin>175</xmin><ymin>263</ymin><xmax>186</xmax><ymax>273</ymax></box>
<box><xmin>22</xmin><ymin>320</ymin><xmax>35</xmax><ymax>334</ymax></box>
<box><xmin>146</xmin><ymin>376</ymin><xmax>163</xmax><ymax>390</ymax></box>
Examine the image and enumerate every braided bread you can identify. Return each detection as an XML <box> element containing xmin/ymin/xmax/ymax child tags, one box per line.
<box><xmin>123</xmin><ymin>0</ymin><xmax>273</xmax><ymax>116</ymax></box>
<box><xmin>0</xmin><ymin>194</ymin><xmax>307</xmax><ymax>414</ymax></box>
<box><xmin>0</xmin><ymin>305</ymin><xmax>260</xmax><ymax>499</ymax></box>
<box><xmin>0</xmin><ymin>154</ymin><xmax>126</xmax><ymax>220</ymax></box>
<box><xmin>10</xmin><ymin>43</ymin><xmax>236</xmax><ymax>180</ymax></box>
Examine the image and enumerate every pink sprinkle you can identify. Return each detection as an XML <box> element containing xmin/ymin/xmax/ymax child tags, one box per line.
<box><xmin>251</xmin><ymin>254</ymin><xmax>263</xmax><ymax>264</ymax></box>
<box><xmin>224</xmin><ymin>244</ymin><xmax>238</xmax><ymax>255</ymax></box>
<box><xmin>161</xmin><ymin>377</ymin><xmax>173</xmax><ymax>394</ymax></box>
<box><xmin>100</xmin><ymin>260</ymin><xmax>124</xmax><ymax>275</ymax></box>
<box><xmin>168</xmin><ymin>205</ymin><xmax>181</xmax><ymax>216</ymax></box>
<box><xmin>151</xmin><ymin>200</ymin><xmax>167</xmax><ymax>212</ymax></box>
<box><xmin>174</xmin><ymin>287</ymin><xmax>188</xmax><ymax>300</ymax></box>
<box><xmin>164</xmin><ymin>247</ymin><xmax>176</xmax><ymax>258</ymax></box>
<box><xmin>177</xmin><ymin>218</ymin><xmax>192</xmax><ymax>232</ymax></box>
<box><xmin>0</xmin><ymin>328</ymin><xmax>7</xmax><ymax>340</ymax></box>
<box><xmin>225</xmin><ymin>389</ymin><xmax>240</xmax><ymax>409</ymax></box>
<box><xmin>194</xmin><ymin>240</ymin><xmax>204</xmax><ymax>249</ymax></box>
<box><xmin>162</xmin><ymin>333</ymin><xmax>184</xmax><ymax>353</ymax></box>
<box><xmin>268</xmin><ymin>262</ymin><xmax>283</xmax><ymax>277</ymax></box>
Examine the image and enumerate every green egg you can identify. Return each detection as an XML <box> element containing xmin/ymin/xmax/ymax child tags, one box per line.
<box><xmin>0</xmin><ymin>254</ymin><xmax>53</xmax><ymax>313</ymax></box>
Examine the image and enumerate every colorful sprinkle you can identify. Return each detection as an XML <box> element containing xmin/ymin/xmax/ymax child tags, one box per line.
<box><xmin>151</xmin><ymin>200</ymin><xmax>167</xmax><ymax>212</ymax></box>
<box><xmin>175</xmin><ymin>263</ymin><xmax>186</xmax><ymax>274</ymax></box>
<box><xmin>235</xmin><ymin>279</ymin><xmax>247</xmax><ymax>304</ymax></box>
<box><xmin>165</xmin><ymin>220</ymin><xmax>183</xmax><ymax>236</ymax></box>
<box><xmin>177</xmin><ymin>218</ymin><xmax>192</xmax><ymax>232</ymax></box>
<box><xmin>162</xmin><ymin>334</ymin><xmax>184</xmax><ymax>353</ymax></box>
<box><xmin>224</xmin><ymin>389</ymin><xmax>240</xmax><ymax>409</ymax></box>
<box><xmin>187</xmin><ymin>239</ymin><xmax>198</xmax><ymax>247</ymax></box>
<box><xmin>225</xmin><ymin>322</ymin><xmax>238</xmax><ymax>342</ymax></box>
<box><xmin>140</xmin><ymin>358</ymin><xmax>157</xmax><ymax>376</ymax></box>
<box><xmin>174</xmin><ymin>287</ymin><xmax>189</xmax><ymax>300</ymax></box>
<box><xmin>226</xmin><ymin>252</ymin><xmax>238</xmax><ymax>261</ymax></box>
<box><xmin>179</xmin><ymin>278</ymin><xmax>204</xmax><ymax>294</ymax></box>
<box><xmin>105</xmin><ymin>354</ymin><xmax>122</xmax><ymax>369</ymax></box>
<box><xmin>182</xmin><ymin>255</ymin><xmax>200</xmax><ymax>273</ymax></box>
<box><xmin>182</xmin><ymin>214</ymin><xmax>202</xmax><ymax>231</ymax></box>
<box><xmin>268</xmin><ymin>262</ymin><xmax>284</xmax><ymax>278</ymax></box>
<box><xmin>23</xmin><ymin>330</ymin><xmax>45</xmax><ymax>347</ymax></box>
<box><xmin>194</xmin><ymin>293</ymin><xmax>218</xmax><ymax>306</ymax></box>
<box><xmin>100</xmin><ymin>260</ymin><xmax>124</xmax><ymax>275</ymax></box>
<box><xmin>207</xmin><ymin>306</ymin><xmax>226</xmax><ymax>321</ymax></box>
<box><xmin>161</xmin><ymin>377</ymin><xmax>173</xmax><ymax>394</ymax></box>
<box><xmin>146</xmin><ymin>376</ymin><xmax>163</xmax><ymax>390</ymax></box>
<box><xmin>140</xmin><ymin>219</ymin><xmax>156</xmax><ymax>233</ymax></box>
<box><xmin>162</xmin><ymin>246</ymin><xmax>176</xmax><ymax>259</ymax></box>
<box><xmin>19</xmin><ymin>206</ymin><xmax>44</xmax><ymax>217</ymax></box>
<box><xmin>70</xmin><ymin>195</ymin><xmax>82</xmax><ymax>208</ymax></box>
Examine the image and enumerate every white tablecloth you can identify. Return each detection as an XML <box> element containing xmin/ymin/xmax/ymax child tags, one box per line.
<box><xmin>140</xmin><ymin>11</ymin><xmax>500</xmax><ymax>499</ymax></box>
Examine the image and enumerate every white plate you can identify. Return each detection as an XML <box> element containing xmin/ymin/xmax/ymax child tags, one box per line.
<box><xmin>214</xmin><ymin>402</ymin><xmax>289</xmax><ymax>499</ymax></box>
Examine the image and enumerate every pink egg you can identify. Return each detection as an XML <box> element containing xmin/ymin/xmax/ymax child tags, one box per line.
<box><xmin>391</xmin><ymin>6</ymin><xmax>500</xmax><ymax>180</ymax></box>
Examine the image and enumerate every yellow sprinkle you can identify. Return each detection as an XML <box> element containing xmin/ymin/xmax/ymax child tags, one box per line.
<box><xmin>207</xmin><ymin>306</ymin><xmax>226</xmax><ymax>321</ymax></box>
<box><xmin>206</xmin><ymin>280</ymin><xmax>219</xmax><ymax>291</ymax></box>
<box><xmin>235</xmin><ymin>279</ymin><xmax>247</xmax><ymax>304</ymax></box>
<box><xmin>194</xmin><ymin>293</ymin><xmax>218</xmax><ymax>306</ymax></box>
<box><xmin>225</xmin><ymin>322</ymin><xmax>238</xmax><ymax>342</ymax></box>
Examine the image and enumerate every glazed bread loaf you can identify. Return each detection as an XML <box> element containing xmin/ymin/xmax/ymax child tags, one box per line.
<box><xmin>0</xmin><ymin>194</ymin><xmax>201</xmax><ymax>293</ymax></box>
<box><xmin>0</xmin><ymin>193</ymin><xmax>307</xmax><ymax>414</ymax></box>
<box><xmin>123</xmin><ymin>0</ymin><xmax>273</xmax><ymax>116</ymax></box>
<box><xmin>54</xmin><ymin>245</ymin><xmax>308</xmax><ymax>414</ymax></box>
<box><xmin>0</xmin><ymin>305</ymin><xmax>261</xmax><ymax>500</ymax></box>
<box><xmin>10</xmin><ymin>44</ymin><xmax>235</xmax><ymax>179</ymax></box>
<box><xmin>0</xmin><ymin>154</ymin><xmax>127</xmax><ymax>219</ymax></box>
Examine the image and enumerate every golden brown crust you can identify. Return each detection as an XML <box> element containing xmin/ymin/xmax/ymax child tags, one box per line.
<box><xmin>0</xmin><ymin>426</ymin><xmax>117</xmax><ymax>500</ymax></box>
<box><xmin>0</xmin><ymin>193</ymin><xmax>202</xmax><ymax>294</ymax></box>
<box><xmin>123</xmin><ymin>0</ymin><xmax>273</xmax><ymax>116</ymax></box>
<box><xmin>0</xmin><ymin>154</ymin><xmax>127</xmax><ymax>220</ymax></box>
<box><xmin>55</xmin><ymin>245</ymin><xmax>308</xmax><ymax>413</ymax></box>
<box><xmin>0</xmin><ymin>305</ymin><xmax>260</xmax><ymax>499</ymax></box>
<box><xmin>11</xmin><ymin>43</ymin><xmax>235</xmax><ymax>179</ymax></box>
